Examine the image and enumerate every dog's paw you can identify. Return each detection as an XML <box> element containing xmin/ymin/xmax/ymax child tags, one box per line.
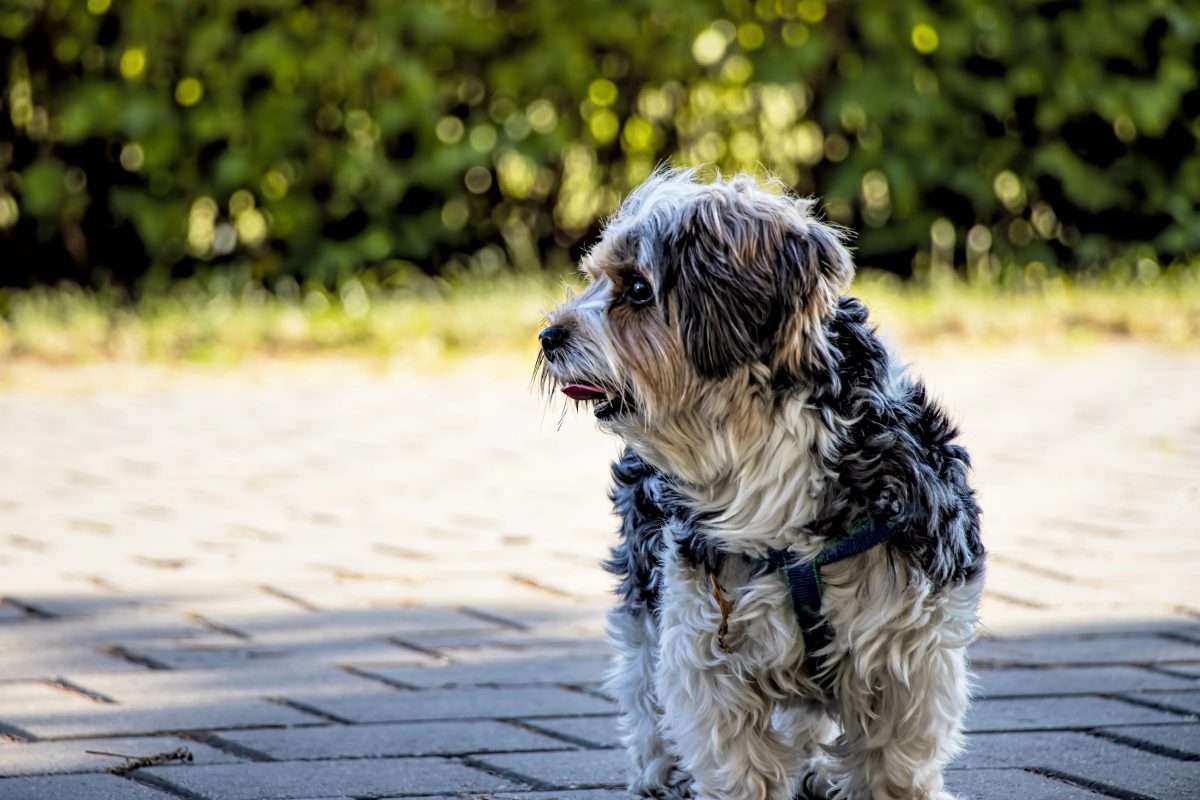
<box><xmin>637</xmin><ymin>788</ymin><xmax>693</xmax><ymax>800</ymax></box>
<box><xmin>630</xmin><ymin>766</ymin><xmax>693</xmax><ymax>799</ymax></box>
<box><xmin>793</xmin><ymin>767</ymin><xmax>833</xmax><ymax>800</ymax></box>
<box><xmin>631</xmin><ymin>785</ymin><xmax>692</xmax><ymax>800</ymax></box>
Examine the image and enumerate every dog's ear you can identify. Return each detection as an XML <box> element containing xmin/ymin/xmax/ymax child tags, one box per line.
<box><xmin>767</xmin><ymin>205</ymin><xmax>855</xmax><ymax>378</ymax></box>
<box><xmin>783</xmin><ymin>207</ymin><xmax>855</xmax><ymax>320</ymax></box>
<box><xmin>660</xmin><ymin>207</ymin><xmax>782</xmax><ymax>379</ymax></box>
<box><xmin>661</xmin><ymin>197</ymin><xmax>854</xmax><ymax>379</ymax></box>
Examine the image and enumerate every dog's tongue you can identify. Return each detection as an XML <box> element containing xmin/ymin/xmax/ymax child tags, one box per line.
<box><xmin>561</xmin><ymin>383</ymin><xmax>607</xmax><ymax>401</ymax></box>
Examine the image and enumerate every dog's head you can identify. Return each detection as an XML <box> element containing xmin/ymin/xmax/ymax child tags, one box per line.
<box><xmin>538</xmin><ymin>169</ymin><xmax>853</xmax><ymax>478</ymax></box>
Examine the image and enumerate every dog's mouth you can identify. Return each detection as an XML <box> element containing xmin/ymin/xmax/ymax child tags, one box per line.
<box><xmin>561</xmin><ymin>383</ymin><xmax>626</xmax><ymax>420</ymax></box>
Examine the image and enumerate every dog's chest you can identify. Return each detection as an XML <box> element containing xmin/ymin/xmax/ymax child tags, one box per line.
<box><xmin>659</xmin><ymin>543</ymin><xmax>832</xmax><ymax>696</ymax></box>
<box><xmin>663</xmin><ymin>517</ymin><xmax>915</xmax><ymax>690</ymax></box>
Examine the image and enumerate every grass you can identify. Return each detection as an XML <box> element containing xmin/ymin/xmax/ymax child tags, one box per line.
<box><xmin>1</xmin><ymin>270</ymin><xmax>1198</xmax><ymax>368</ymax></box>
<box><xmin>0</xmin><ymin>277</ymin><xmax>558</xmax><ymax>367</ymax></box>
<box><xmin>854</xmin><ymin>272</ymin><xmax>1200</xmax><ymax>348</ymax></box>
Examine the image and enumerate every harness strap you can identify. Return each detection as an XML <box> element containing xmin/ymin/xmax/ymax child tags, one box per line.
<box><xmin>764</xmin><ymin>516</ymin><xmax>899</xmax><ymax>675</ymax></box>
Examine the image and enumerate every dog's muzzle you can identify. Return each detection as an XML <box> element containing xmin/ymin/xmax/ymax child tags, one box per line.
<box><xmin>539</xmin><ymin>325</ymin><xmax>628</xmax><ymax>419</ymax></box>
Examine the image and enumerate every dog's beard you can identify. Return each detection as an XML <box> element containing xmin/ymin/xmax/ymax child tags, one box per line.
<box><xmin>534</xmin><ymin>348</ymin><xmax>635</xmax><ymax>422</ymax></box>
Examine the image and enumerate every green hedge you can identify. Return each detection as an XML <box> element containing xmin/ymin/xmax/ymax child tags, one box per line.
<box><xmin>1</xmin><ymin>0</ymin><xmax>1197</xmax><ymax>290</ymax></box>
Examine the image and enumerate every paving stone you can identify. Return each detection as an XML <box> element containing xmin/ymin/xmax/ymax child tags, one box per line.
<box><xmin>0</xmin><ymin>603</ymin><xmax>29</xmax><ymax>621</ymax></box>
<box><xmin>113</xmin><ymin>637</ymin><xmax>435</xmax><ymax>669</ymax></box>
<box><xmin>971</xmin><ymin>634</ymin><xmax>1200</xmax><ymax>667</ymax></box>
<box><xmin>0</xmin><ymin>613</ymin><xmax>218</xmax><ymax>650</ymax></box>
<box><xmin>1</xmin><ymin>589</ymin><xmax>232</xmax><ymax>619</ymax></box>
<box><xmin>494</xmin><ymin>792</ymin><xmax>629</xmax><ymax>800</ymax></box>
<box><xmin>0</xmin><ymin>647</ymin><xmax>147</xmax><ymax>681</ymax></box>
<box><xmin>0</xmin><ymin>773</ymin><xmax>174</xmax><ymax>799</ymax></box>
<box><xmin>115</xmin><ymin>587</ymin><xmax>312</xmax><ymax>620</ymax></box>
<box><xmin>289</xmin><ymin>686</ymin><xmax>614</xmax><ymax>723</ymax></box>
<box><xmin>395</xmin><ymin>632</ymin><xmax>614</xmax><ymax>661</ymax></box>
<box><xmin>966</xmin><ymin>695</ymin><xmax>1185</xmax><ymax>732</ymax></box>
<box><xmin>1159</xmin><ymin>662</ymin><xmax>1200</xmax><ymax>679</ymax></box>
<box><xmin>68</xmin><ymin>664</ymin><xmax>385</xmax><ymax>703</ymax></box>
<box><xmin>412</xmin><ymin>793</ymin><xmax>626</xmax><ymax>800</ymax></box>
<box><xmin>975</xmin><ymin>665</ymin><xmax>1198</xmax><ymax>698</ymax></box>
<box><xmin>944</xmin><ymin>768</ymin><xmax>1108</xmax><ymax>799</ymax></box>
<box><xmin>142</xmin><ymin>757</ymin><xmax>521</xmax><ymax>799</ymax></box>
<box><xmin>975</xmin><ymin>606</ymin><xmax>1200</xmax><ymax>638</ymax></box>
<box><xmin>0</xmin><ymin>681</ymin><xmax>109</xmax><ymax>728</ymax></box>
<box><xmin>216</xmin><ymin>720</ymin><xmax>571</xmax><ymax>759</ymax></box>
<box><xmin>957</xmin><ymin>731</ymin><xmax>1199</xmax><ymax>799</ymax></box>
<box><xmin>3</xmin><ymin>350</ymin><xmax>1200</xmax><ymax>796</ymax></box>
<box><xmin>204</xmin><ymin>607</ymin><xmax>502</xmax><ymax>642</ymax></box>
<box><xmin>980</xmin><ymin>560</ymin><xmax>1200</xmax><ymax>609</ymax></box>
<box><xmin>356</xmin><ymin>655</ymin><xmax>612</xmax><ymax>689</ymax></box>
<box><xmin>1131</xmin><ymin>690</ymin><xmax>1200</xmax><ymax>716</ymax></box>
<box><xmin>474</xmin><ymin>749</ymin><xmax>628</xmax><ymax>789</ymax></box>
<box><xmin>0</xmin><ymin>695</ymin><xmax>316</xmax><ymax>739</ymax></box>
<box><xmin>0</xmin><ymin>735</ymin><xmax>239</xmax><ymax>777</ymax></box>
<box><xmin>1097</xmin><ymin>723</ymin><xmax>1200</xmax><ymax>757</ymax></box>
<box><xmin>456</xmin><ymin>603</ymin><xmax>613</xmax><ymax>632</ymax></box>
<box><xmin>509</xmin><ymin>568</ymin><xmax>617</xmax><ymax>602</ymax></box>
<box><xmin>271</xmin><ymin>576</ymin><xmax>581</xmax><ymax>613</ymax></box>
<box><xmin>524</xmin><ymin>715</ymin><xmax>621</xmax><ymax>748</ymax></box>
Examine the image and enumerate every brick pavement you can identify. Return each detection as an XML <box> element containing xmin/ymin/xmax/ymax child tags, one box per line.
<box><xmin>0</xmin><ymin>345</ymin><xmax>1197</xmax><ymax>799</ymax></box>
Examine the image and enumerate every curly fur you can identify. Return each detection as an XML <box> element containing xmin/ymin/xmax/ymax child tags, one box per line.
<box><xmin>538</xmin><ymin>169</ymin><xmax>984</xmax><ymax>800</ymax></box>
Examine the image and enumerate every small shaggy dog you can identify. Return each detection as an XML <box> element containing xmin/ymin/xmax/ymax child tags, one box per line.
<box><xmin>537</xmin><ymin>170</ymin><xmax>984</xmax><ymax>800</ymax></box>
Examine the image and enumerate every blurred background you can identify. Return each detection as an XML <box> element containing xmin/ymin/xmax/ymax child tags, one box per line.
<box><xmin>1</xmin><ymin>7</ymin><xmax>1199</xmax><ymax>795</ymax></box>
<box><xmin>1</xmin><ymin>0</ymin><xmax>1198</xmax><ymax>362</ymax></box>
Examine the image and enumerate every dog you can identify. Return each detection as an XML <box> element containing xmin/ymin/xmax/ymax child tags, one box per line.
<box><xmin>537</xmin><ymin>169</ymin><xmax>984</xmax><ymax>800</ymax></box>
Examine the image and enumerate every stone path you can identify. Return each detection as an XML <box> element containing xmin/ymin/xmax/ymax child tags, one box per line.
<box><xmin>0</xmin><ymin>345</ymin><xmax>1197</xmax><ymax>799</ymax></box>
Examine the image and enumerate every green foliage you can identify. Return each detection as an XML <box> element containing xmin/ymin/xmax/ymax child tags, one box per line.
<box><xmin>1</xmin><ymin>0</ymin><xmax>1198</xmax><ymax>289</ymax></box>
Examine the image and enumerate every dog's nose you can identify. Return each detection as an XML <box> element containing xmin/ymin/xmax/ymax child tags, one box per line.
<box><xmin>539</xmin><ymin>325</ymin><xmax>568</xmax><ymax>354</ymax></box>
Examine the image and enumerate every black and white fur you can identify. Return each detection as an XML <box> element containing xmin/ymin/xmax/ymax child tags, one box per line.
<box><xmin>538</xmin><ymin>170</ymin><xmax>984</xmax><ymax>800</ymax></box>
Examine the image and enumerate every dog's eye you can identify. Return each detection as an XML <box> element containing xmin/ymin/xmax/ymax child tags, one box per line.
<box><xmin>626</xmin><ymin>278</ymin><xmax>654</xmax><ymax>306</ymax></box>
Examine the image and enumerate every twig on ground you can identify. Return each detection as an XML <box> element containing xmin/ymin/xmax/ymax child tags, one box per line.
<box><xmin>86</xmin><ymin>746</ymin><xmax>195</xmax><ymax>775</ymax></box>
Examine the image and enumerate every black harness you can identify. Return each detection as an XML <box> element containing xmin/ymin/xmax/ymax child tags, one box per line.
<box><xmin>762</xmin><ymin>516</ymin><xmax>899</xmax><ymax>675</ymax></box>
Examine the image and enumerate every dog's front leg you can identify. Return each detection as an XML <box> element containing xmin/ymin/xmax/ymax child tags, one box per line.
<box><xmin>607</xmin><ymin>605</ymin><xmax>692</xmax><ymax>798</ymax></box>
<box><xmin>826</xmin><ymin>579</ymin><xmax>981</xmax><ymax>800</ymax></box>
<box><xmin>828</xmin><ymin>648</ymin><xmax>969</xmax><ymax>800</ymax></box>
<box><xmin>775</xmin><ymin>703</ymin><xmax>838</xmax><ymax>799</ymax></box>
<box><xmin>655</xmin><ymin>558</ymin><xmax>793</xmax><ymax>800</ymax></box>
